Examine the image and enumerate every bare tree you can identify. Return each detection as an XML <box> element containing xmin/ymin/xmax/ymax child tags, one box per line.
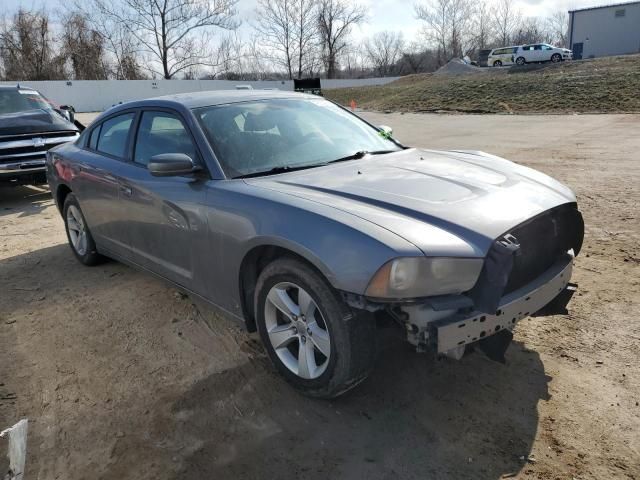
<box><xmin>0</xmin><ymin>9</ymin><xmax>65</xmax><ymax>80</ymax></box>
<box><xmin>84</xmin><ymin>0</ymin><xmax>239</xmax><ymax>79</ymax></box>
<box><xmin>60</xmin><ymin>12</ymin><xmax>108</xmax><ymax>79</ymax></box>
<box><xmin>254</xmin><ymin>0</ymin><xmax>296</xmax><ymax>79</ymax></box>
<box><xmin>495</xmin><ymin>0</ymin><xmax>522</xmax><ymax>46</ymax></box>
<box><xmin>396</xmin><ymin>45</ymin><xmax>439</xmax><ymax>74</ymax></box>
<box><xmin>317</xmin><ymin>0</ymin><xmax>367</xmax><ymax>79</ymax></box>
<box><xmin>512</xmin><ymin>16</ymin><xmax>550</xmax><ymax>46</ymax></box>
<box><xmin>342</xmin><ymin>43</ymin><xmax>368</xmax><ymax>77</ymax></box>
<box><xmin>118</xmin><ymin>52</ymin><xmax>147</xmax><ymax>80</ymax></box>
<box><xmin>71</xmin><ymin>1</ymin><xmax>146</xmax><ymax>79</ymax></box>
<box><xmin>364</xmin><ymin>31</ymin><xmax>405</xmax><ymax>76</ymax></box>
<box><xmin>546</xmin><ymin>10</ymin><xmax>569</xmax><ymax>47</ymax></box>
<box><xmin>211</xmin><ymin>33</ymin><xmax>247</xmax><ymax>79</ymax></box>
<box><xmin>293</xmin><ymin>0</ymin><xmax>318</xmax><ymax>78</ymax></box>
<box><xmin>415</xmin><ymin>0</ymin><xmax>474</xmax><ymax>66</ymax></box>
<box><xmin>473</xmin><ymin>1</ymin><xmax>494</xmax><ymax>51</ymax></box>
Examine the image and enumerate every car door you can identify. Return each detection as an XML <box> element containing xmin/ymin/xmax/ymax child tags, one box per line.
<box><xmin>492</xmin><ymin>49</ymin><xmax>509</xmax><ymax>66</ymax></box>
<box><xmin>532</xmin><ymin>44</ymin><xmax>544</xmax><ymax>62</ymax></box>
<box><xmin>115</xmin><ymin>109</ymin><xmax>209</xmax><ymax>292</ymax></box>
<box><xmin>542</xmin><ymin>44</ymin><xmax>555</xmax><ymax>61</ymax></box>
<box><xmin>516</xmin><ymin>45</ymin><xmax>533</xmax><ymax>63</ymax></box>
<box><xmin>73</xmin><ymin>111</ymin><xmax>136</xmax><ymax>258</ymax></box>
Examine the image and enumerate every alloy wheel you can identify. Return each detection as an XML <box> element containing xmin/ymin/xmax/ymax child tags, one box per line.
<box><xmin>264</xmin><ymin>282</ymin><xmax>331</xmax><ymax>379</ymax></box>
<box><xmin>67</xmin><ymin>205</ymin><xmax>88</xmax><ymax>256</ymax></box>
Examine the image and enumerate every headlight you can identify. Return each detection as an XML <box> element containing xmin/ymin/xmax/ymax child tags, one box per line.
<box><xmin>365</xmin><ymin>257</ymin><xmax>483</xmax><ymax>299</ymax></box>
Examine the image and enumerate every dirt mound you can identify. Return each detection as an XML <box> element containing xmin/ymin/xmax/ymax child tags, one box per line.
<box><xmin>434</xmin><ymin>58</ymin><xmax>485</xmax><ymax>76</ymax></box>
<box><xmin>326</xmin><ymin>54</ymin><xmax>640</xmax><ymax>114</ymax></box>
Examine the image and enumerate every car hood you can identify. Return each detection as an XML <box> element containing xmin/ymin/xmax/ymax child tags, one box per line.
<box><xmin>0</xmin><ymin>109</ymin><xmax>78</xmax><ymax>137</ymax></box>
<box><xmin>246</xmin><ymin>149</ymin><xmax>577</xmax><ymax>257</ymax></box>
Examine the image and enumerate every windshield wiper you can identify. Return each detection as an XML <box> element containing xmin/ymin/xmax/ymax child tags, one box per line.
<box><xmin>327</xmin><ymin>150</ymin><xmax>397</xmax><ymax>164</ymax></box>
<box><xmin>233</xmin><ymin>163</ymin><xmax>323</xmax><ymax>179</ymax></box>
<box><xmin>233</xmin><ymin>150</ymin><xmax>398</xmax><ymax>179</ymax></box>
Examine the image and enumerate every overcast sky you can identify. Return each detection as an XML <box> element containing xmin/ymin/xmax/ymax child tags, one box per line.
<box><xmin>3</xmin><ymin>0</ymin><xmax>625</xmax><ymax>41</ymax></box>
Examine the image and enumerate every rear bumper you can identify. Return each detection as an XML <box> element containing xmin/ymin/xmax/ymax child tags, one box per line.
<box><xmin>401</xmin><ymin>253</ymin><xmax>574</xmax><ymax>355</ymax></box>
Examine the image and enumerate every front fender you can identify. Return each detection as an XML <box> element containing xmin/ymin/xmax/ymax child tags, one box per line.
<box><xmin>204</xmin><ymin>181</ymin><xmax>422</xmax><ymax>317</ymax></box>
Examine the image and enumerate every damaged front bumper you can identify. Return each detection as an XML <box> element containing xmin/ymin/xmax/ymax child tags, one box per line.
<box><xmin>399</xmin><ymin>253</ymin><xmax>574</xmax><ymax>358</ymax></box>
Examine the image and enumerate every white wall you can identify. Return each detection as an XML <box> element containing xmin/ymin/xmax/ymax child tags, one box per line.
<box><xmin>0</xmin><ymin>78</ymin><xmax>400</xmax><ymax>112</ymax></box>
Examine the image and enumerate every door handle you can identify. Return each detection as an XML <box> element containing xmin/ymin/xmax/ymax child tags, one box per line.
<box><xmin>120</xmin><ymin>184</ymin><xmax>133</xmax><ymax>196</ymax></box>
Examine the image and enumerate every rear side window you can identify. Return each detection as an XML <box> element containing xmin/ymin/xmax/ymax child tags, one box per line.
<box><xmin>133</xmin><ymin>111</ymin><xmax>197</xmax><ymax>166</ymax></box>
<box><xmin>88</xmin><ymin>125</ymin><xmax>100</xmax><ymax>150</ymax></box>
<box><xmin>96</xmin><ymin>113</ymin><xmax>135</xmax><ymax>158</ymax></box>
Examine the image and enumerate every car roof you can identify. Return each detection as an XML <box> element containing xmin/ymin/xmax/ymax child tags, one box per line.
<box><xmin>0</xmin><ymin>84</ymin><xmax>37</xmax><ymax>91</ymax></box>
<box><xmin>93</xmin><ymin>89</ymin><xmax>320</xmax><ymax>124</ymax></box>
<box><xmin>139</xmin><ymin>89</ymin><xmax>315</xmax><ymax>109</ymax></box>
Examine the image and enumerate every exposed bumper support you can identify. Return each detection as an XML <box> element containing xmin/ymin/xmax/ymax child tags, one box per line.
<box><xmin>401</xmin><ymin>253</ymin><xmax>574</xmax><ymax>356</ymax></box>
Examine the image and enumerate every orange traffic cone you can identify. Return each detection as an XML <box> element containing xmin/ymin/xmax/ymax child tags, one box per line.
<box><xmin>350</xmin><ymin>99</ymin><xmax>356</xmax><ymax>111</ymax></box>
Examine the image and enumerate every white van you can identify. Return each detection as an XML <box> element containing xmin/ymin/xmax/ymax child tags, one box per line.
<box><xmin>487</xmin><ymin>46</ymin><xmax>518</xmax><ymax>67</ymax></box>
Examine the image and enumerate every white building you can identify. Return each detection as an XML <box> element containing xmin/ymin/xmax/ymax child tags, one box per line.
<box><xmin>568</xmin><ymin>1</ymin><xmax>640</xmax><ymax>59</ymax></box>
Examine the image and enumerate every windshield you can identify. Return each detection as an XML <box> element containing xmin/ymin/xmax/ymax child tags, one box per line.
<box><xmin>0</xmin><ymin>89</ymin><xmax>56</xmax><ymax>116</ymax></box>
<box><xmin>195</xmin><ymin>98</ymin><xmax>402</xmax><ymax>178</ymax></box>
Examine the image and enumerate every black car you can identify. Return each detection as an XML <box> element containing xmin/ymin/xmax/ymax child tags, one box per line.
<box><xmin>0</xmin><ymin>85</ymin><xmax>81</xmax><ymax>186</ymax></box>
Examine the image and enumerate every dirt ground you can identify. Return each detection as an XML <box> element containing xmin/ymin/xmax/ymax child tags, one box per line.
<box><xmin>1</xmin><ymin>112</ymin><xmax>639</xmax><ymax>480</ymax></box>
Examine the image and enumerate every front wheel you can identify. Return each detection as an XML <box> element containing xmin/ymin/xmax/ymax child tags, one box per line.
<box><xmin>516</xmin><ymin>57</ymin><xmax>526</xmax><ymax>66</ymax></box>
<box><xmin>551</xmin><ymin>53</ymin><xmax>562</xmax><ymax>63</ymax></box>
<box><xmin>63</xmin><ymin>193</ymin><xmax>104</xmax><ymax>266</ymax></box>
<box><xmin>493</xmin><ymin>60</ymin><xmax>502</xmax><ymax>67</ymax></box>
<box><xmin>255</xmin><ymin>257</ymin><xmax>377</xmax><ymax>398</ymax></box>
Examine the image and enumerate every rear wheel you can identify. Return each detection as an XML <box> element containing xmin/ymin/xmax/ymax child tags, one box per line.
<box><xmin>63</xmin><ymin>193</ymin><xmax>104</xmax><ymax>266</ymax></box>
<box><xmin>255</xmin><ymin>257</ymin><xmax>376</xmax><ymax>398</ymax></box>
<box><xmin>493</xmin><ymin>60</ymin><xmax>502</xmax><ymax>67</ymax></box>
<box><xmin>516</xmin><ymin>56</ymin><xmax>526</xmax><ymax>66</ymax></box>
<box><xmin>551</xmin><ymin>53</ymin><xmax>562</xmax><ymax>63</ymax></box>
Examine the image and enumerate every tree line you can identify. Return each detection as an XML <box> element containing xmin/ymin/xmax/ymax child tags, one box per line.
<box><xmin>0</xmin><ymin>0</ymin><xmax>570</xmax><ymax>82</ymax></box>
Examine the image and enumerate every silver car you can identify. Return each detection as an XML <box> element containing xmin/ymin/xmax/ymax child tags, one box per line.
<box><xmin>46</xmin><ymin>91</ymin><xmax>584</xmax><ymax>398</ymax></box>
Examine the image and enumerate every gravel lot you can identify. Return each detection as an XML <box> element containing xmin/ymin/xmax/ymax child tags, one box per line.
<box><xmin>1</xmin><ymin>112</ymin><xmax>639</xmax><ymax>480</ymax></box>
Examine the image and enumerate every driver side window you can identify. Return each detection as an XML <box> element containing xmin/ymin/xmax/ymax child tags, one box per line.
<box><xmin>133</xmin><ymin>111</ymin><xmax>197</xmax><ymax>166</ymax></box>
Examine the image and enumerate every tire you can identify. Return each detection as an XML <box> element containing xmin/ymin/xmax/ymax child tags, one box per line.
<box><xmin>551</xmin><ymin>53</ymin><xmax>562</xmax><ymax>63</ymax></box>
<box><xmin>63</xmin><ymin>193</ymin><xmax>104</xmax><ymax>266</ymax></box>
<box><xmin>493</xmin><ymin>60</ymin><xmax>502</xmax><ymax>67</ymax></box>
<box><xmin>255</xmin><ymin>257</ymin><xmax>377</xmax><ymax>398</ymax></box>
<box><xmin>516</xmin><ymin>57</ymin><xmax>526</xmax><ymax>66</ymax></box>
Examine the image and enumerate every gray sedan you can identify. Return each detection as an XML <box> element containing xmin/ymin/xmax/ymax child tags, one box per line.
<box><xmin>46</xmin><ymin>91</ymin><xmax>584</xmax><ymax>398</ymax></box>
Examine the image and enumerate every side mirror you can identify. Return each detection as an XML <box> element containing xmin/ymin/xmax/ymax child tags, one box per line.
<box><xmin>378</xmin><ymin>125</ymin><xmax>393</xmax><ymax>138</ymax></box>
<box><xmin>59</xmin><ymin>105</ymin><xmax>75</xmax><ymax>123</ymax></box>
<box><xmin>147</xmin><ymin>153</ymin><xmax>201</xmax><ymax>177</ymax></box>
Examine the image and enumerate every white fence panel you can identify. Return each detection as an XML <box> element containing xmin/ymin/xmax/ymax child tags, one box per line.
<box><xmin>0</xmin><ymin>78</ymin><xmax>399</xmax><ymax>112</ymax></box>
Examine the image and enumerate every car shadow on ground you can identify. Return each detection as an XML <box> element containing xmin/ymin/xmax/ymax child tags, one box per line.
<box><xmin>162</xmin><ymin>330</ymin><xmax>550</xmax><ymax>479</ymax></box>
<box><xmin>0</xmin><ymin>185</ymin><xmax>52</xmax><ymax>218</ymax></box>
<box><xmin>1</xmin><ymin>243</ymin><xmax>550</xmax><ymax>480</ymax></box>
